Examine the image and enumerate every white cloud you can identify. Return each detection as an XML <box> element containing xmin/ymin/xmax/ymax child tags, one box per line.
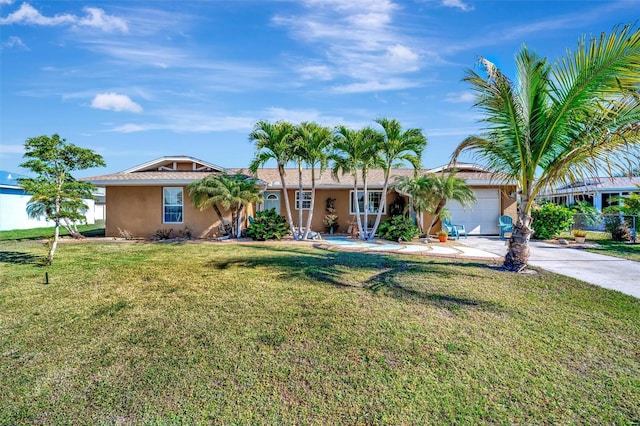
<box><xmin>0</xmin><ymin>3</ymin><xmax>128</xmax><ymax>33</ymax></box>
<box><xmin>442</xmin><ymin>0</ymin><xmax>474</xmax><ymax>12</ymax></box>
<box><xmin>444</xmin><ymin>91</ymin><xmax>475</xmax><ymax>103</ymax></box>
<box><xmin>1</xmin><ymin>35</ymin><xmax>28</xmax><ymax>49</ymax></box>
<box><xmin>332</xmin><ymin>78</ymin><xmax>420</xmax><ymax>94</ymax></box>
<box><xmin>0</xmin><ymin>0</ymin><xmax>15</xmax><ymax>4</ymax></box>
<box><xmin>77</xmin><ymin>7</ymin><xmax>128</xmax><ymax>33</ymax></box>
<box><xmin>272</xmin><ymin>0</ymin><xmax>427</xmax><ymax>93</ymax></box>
<box><xmin>91</xmin><ymin>93</ymin><xmax>142</xmax><ymax>113</ymax></box>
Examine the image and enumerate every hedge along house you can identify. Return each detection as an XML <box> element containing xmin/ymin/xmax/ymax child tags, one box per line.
<box><xmin>249</xmin><ymin>163</ymin><xmax>517</xmax><ymax>236</ymax></box>
<box><xmin>83</xmin><ymin>156</ymin><xmax>259</xmax><ymax>239</ymax></box>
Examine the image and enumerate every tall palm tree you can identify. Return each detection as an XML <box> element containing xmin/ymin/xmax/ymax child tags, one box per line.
<box><xmin>369</xmin><ymin>118</ymin><xmax>427</xmax><ymax>240</ymax></box>
<box><xmin>453</xmin><ymin>25</ymin><xmax>640</xmax><ymax>271</ymax></box>
<box><xmin>295</xmin><ymin>122</ymin><xmax>334</xmax><ymax>239</ymax></box>
<box><xmin>249</xmin><ymin>120</ymin><xmax>297</xmax><ymax>238</ymax></box>
<box><xmin>332</xmin><ymin>126</ymin><xmax>384</xmax><ymax>239</ymax></box>
<box><xmin>421</xmin><ymin>172</ymin><xmax>476</xmax><ymax>236</ymax></box>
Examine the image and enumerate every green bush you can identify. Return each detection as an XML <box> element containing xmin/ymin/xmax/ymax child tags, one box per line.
<box><xmin>377</xmin><ymin>215</ymin><xmax>420</xmax><ymax>242</ymax></box>
<box><xmin>602</xmin><ymin>208</ymin><xmax>631</xmax><ymax>242</ymax></box>
<box><xmin>246</xmin><ymin>209</ymin><xmax>290</xmax><ymax>241</ymax></box>
<box><xmin>531</xmin><ymin>203</ymin><xmax>573</xmax><ymax>239</ymax></box>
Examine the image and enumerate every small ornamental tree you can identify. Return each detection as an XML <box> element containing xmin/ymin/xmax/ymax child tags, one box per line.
<box><xmin>19</xmin><ymin>134</ymin><xmax>105</xmax><ymax>265</ymax></box>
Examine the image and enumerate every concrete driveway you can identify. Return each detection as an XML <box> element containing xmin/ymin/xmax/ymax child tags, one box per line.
<box><xmin>461</xmin><ymin>236</ymin><xmax>640</xmax><ymax>299</ymax></box>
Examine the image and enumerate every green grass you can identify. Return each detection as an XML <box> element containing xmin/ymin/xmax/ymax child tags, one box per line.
<box><xmin>558</xmin><ymin>230</ymin><xmax>640</xmax><ymax>262</ymax></box>
<box><xmin>0</xmin><ymin>221</ymin><xmax>105</xmax><ymax>241</ymax></box>
<box><xmin>1</xmin><ymin>240</ymin><xmax>639</xmax><ymax>424</ymax></box>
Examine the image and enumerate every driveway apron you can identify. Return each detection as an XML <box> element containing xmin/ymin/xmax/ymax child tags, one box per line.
<box><xmin>461</xmin><ymin>237</ymin><xmax>640</xmax><ymax>299</ymax></box>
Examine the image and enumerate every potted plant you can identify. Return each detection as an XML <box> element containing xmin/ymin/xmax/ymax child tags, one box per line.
<box><xmin>437</xmin><ymin>230</ymin><xmax>449</xmax><ymax>242</ymax></box>
<box><xmin>572</xmin><ymin>229</ymin><xmax>587</xmax><ymax>244</ymax></box>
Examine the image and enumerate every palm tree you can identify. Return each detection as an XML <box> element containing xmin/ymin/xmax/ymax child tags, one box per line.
<box><xmin>332</xmin><ymin>126</ymin><xmax>384</xmax><ymax>239</ymax></box>
<box><xmin>188</xmin><ymin>174</ymin><xmax>229</xmax><ymax>233</ymax></box>
<box><xmin>295</xmin><ymin>122</ymin><xmax>334</xmax><ymax>239</ymax></box>
<box><xmin>369</xmin><ymin>118</ymin><xmax>427</xmax><ymax>240</ymax></box>
<box><xmin>453</xmin><ymin>25</ymin><xmax>640</xmax><ymax>271</ymax></box>
<box><xmin>189</xmin><ymin>174</ymin><xmax>262</xmax><ymax>238</ymax></box>
<box><xmin>249</xmin><ymin>120</ymin><xmax>297</xmax><ymax>238</ymax></box>
<box><xmin>420</xmin><ymin>172</ymin><xmax>476</xmax><ymax>236</ymax></box>
<box><xmin>390</xmin><ymin>174</ymin><xmax>433</xmax><ymax>235</ymax></box>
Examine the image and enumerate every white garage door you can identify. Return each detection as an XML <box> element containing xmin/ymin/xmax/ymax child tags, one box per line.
<box><xmin>446</xmin><ymin>189</ymin><xmax>500</xmax><ymax>235</ymax></box>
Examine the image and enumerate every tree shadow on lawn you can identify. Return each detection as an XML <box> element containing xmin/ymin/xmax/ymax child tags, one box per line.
<box><xmin>0</xmin><ymin>250</ymin><xmax>46</xmax><ymax>266</ymax></box>
<box><xmin>208</xmin><ymin>244</ymin><xmax>506</xmax><ymax>314</ymax></box>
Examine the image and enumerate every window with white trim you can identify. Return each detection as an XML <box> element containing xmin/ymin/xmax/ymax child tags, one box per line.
<box><xmin>295</xmin><ymin>190</ymin><xmax>312</xmax><ymax>210</ymax></box>
<box><xmin>350</xmin><ymin>190</ymin><xmax>385</xmax><ymax>214</ymax></box>
<box><xmin>163</xmin><ymin>187</ymin><xmax>183</xmax><ymax>223</ymax></box>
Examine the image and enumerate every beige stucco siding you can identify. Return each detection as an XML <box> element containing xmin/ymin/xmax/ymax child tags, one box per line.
<box><xmin>277</xmin><ymin>188</ymin><xmax>400</xmax><ymax>233</ymax></box>
<box><xmin>105</xmin><ymin>186</ymin><xmax>226</xmax><ymax>238</ymax></box>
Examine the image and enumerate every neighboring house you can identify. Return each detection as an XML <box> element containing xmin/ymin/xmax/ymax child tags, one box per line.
<box><xmin>539</xmin><ymin>177</ymin><xmax>640</xmax><ymax>211</ymax></box>
<box><xmin>84</xmin><ymin>157</ymin><xmax>516</xmax><ymax>238</ymax></box>
<box><xmin>0</xmin><ymin>170</ymin><xmax>98</xmax><ymax>231</ymax></box>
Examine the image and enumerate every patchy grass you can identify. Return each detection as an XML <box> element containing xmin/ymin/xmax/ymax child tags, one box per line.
<box><xmin>1</xmin><ymin>240</ymin><xmax>639</xmax><ymax>424</ymax></box>
<box><xmin>0</xmin><ymin>221</ymin><xmax>105</xmax><ymax>241</ymax></box>
<box><xmin>558</xmin><ymin>230</ymin><xmax>640</xmax><ymax>262</ymax></box>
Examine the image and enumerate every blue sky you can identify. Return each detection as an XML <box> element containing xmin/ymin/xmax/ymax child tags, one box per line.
<box><xmin>1</xmin><ymin>0</ymin><xmax>637</xmax><ymax>177</ymax></box>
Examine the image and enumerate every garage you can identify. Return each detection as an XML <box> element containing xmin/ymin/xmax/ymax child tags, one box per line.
<box><xmin>446</xmin><ymin>189</ymin><xmax>501</xmax><ymax>235</ymax></box>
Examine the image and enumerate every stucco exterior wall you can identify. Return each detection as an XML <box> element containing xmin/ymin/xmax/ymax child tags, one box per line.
<box><xmin>106</xmin><ymin>186</ymin><xmax>233</xmax><ymax>238</ymax></box>
<box><xmin>278</xmin><ymin>188</ymin><xmax>400</xmax><ymax>233</ymax></box>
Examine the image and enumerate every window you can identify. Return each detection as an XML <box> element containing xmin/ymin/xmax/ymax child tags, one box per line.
<box><xmin>350</xmin><ymin>190</ymin><xmax>385</xmax><ymax>214</ymax></box>
<box><xmin>295</xmin><ymin>191</ymin><xmax>312</xmax><ymax>210</ymax></box>
<box><xmin>163</xmin><ymin>187</ymin><xmax>183</xmax><ymax>223</ymax></box>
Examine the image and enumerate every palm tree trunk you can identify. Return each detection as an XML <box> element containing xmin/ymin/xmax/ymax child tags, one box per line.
<box><xmin>297</xmin><ymin>162</ymin><xmax>304</xmax><ymax>240</ymax></box>
<box><xmin>352</xmin><ymin>178</ymin><xmax>364</xmax><ymax>238</ymax></box>
<box><xmin>303</xmin><ymin>168</ymin><xmax>316</xmax><ymax>240</ymax></box>
<box><xmin>425</xmin><ymin>200</ymin><xmax>447</xmax><ymax>236</ymax></box>
<box><xmin>504</xmin><ymin>199</ymin><xmax>533</xmax><ymax>272</ymax></box>
<box><xmin>277</xmin><ymin>165</ymin><xmax>297</xmax><ymax>239</ymax></box>
<box><xmin>368</xmin><ymin>174</ymin><xmax>389</xmax><ymax>240</ymax></box>
<box><xmin>362</xmin><ymin>175</ymin><xmax>369</xmax><ymax>240</ymax></box>
<box><xmin>236</xmin><ymin>202</ymin><xmax>243</xmax><ymax>238</ymax></box>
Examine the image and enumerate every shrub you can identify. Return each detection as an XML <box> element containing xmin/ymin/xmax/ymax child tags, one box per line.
<box><xmin>377</xmin><ymin>215</ymin><xmax>420</xmax><ymax>242</ymax></box>
<box><xmin>246</xmin><ymin>209</ymin><xmax>290</xmax><ymax>241</ymax></box>
<box><xmin>531</xmin><ymin>203</ymin><xmax>573</xmax><ymax>239</ymax></box>
<box><xmin>602</xmin><ymin>208</ymin><xmax>631</xmax><ymax>242</ymax></box>
<box><xmin>152</xmin><ymin>228</ymin><xmax>174</xmax><ymax>240</ymax></box>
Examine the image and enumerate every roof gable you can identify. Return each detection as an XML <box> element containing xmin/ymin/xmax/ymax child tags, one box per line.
<box><xmin>121</xmin><ymin>156</ymin><xmax>225</xmax><ymax>173</ymax></box>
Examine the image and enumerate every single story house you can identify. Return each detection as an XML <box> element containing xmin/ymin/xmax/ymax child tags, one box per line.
<box><xmin>84</xmin><ymin>156</ymin><xmax>516</xmax><ymax>239</ymax></box>
<box><xmin>0</xmin><ymin>170</ymin><xmax>99</xmax><ymax>231</ymax></box>
<box><xmin>538</xmin><ymin>177</ymin><xmax>640</xmax><ymax>211</ymax></box>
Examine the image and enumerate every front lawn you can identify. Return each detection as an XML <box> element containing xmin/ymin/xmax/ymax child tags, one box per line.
<box><xmin>0</xmin><ymin>221</ymin><xmax>105</xmax><ymax>241</ymax></box>
<box><xmin>1</xmin><ymin>240</ymin><xmax>638</xmax><ymax>424</ymax></box>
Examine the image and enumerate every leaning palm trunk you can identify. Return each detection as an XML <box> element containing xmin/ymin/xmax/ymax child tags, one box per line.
<box><xmin>303</xmin><ymin>169</ymin><xmax>316</xmax><ymax>240</ymax></box>
<box><xmin>352</xmin><ymin>178</ymin><xmax>364</xmax><ymax>238</ymax></box>
<box><xmin>236</xmin><ymin>203</ymin><xmax>244</xmax><ymax>238</ymax></box>
<box><xmin>277</xmin><ymin>166</ymin><xmax>297</xmax><ymax>239</ymax></box>
<box><xmin>362</xmin><ymin>175</ymin><xmax>370</xmax><ymax>240</ymax></box>
<box><xmin>368</xmin><ymin>174</ymin><xmax>390</xmax><ymax>240</ymax></box>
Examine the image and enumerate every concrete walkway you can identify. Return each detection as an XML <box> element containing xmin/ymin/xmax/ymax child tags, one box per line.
<box><xmin>461</xmin><ymin>236</ymin><xmax>640</xmax><ymax>299</ymax></box>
